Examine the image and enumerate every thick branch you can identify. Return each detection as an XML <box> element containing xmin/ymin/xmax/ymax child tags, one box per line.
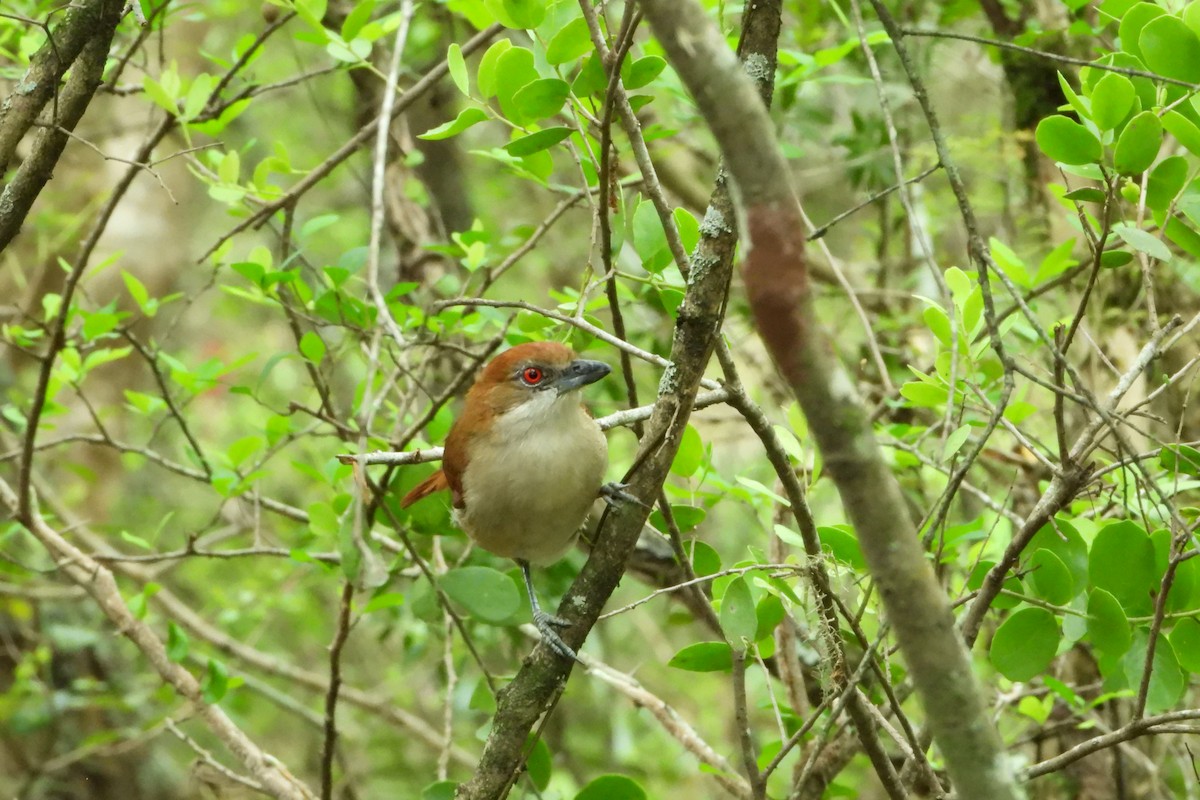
<box><xmin>634</xmin><ymin>2</ymin><xmax>1022</xmax><ymax>799</ymax></box>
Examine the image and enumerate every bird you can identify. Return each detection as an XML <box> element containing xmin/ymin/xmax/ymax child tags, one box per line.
<box><xmin>400</xmin><ymin>341</ymin><xmax>613</xmax><ymax>659</ymax></box>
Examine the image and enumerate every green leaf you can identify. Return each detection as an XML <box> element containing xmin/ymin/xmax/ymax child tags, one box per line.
<box><xmin>513</xmin><ymin>78</ymin><xmax>570</xmax><ymax>120</ymax></box>
<box><xmin>1113</xmin><ymin>111</ymin><xmax>1162</xmax><ymax>175</ymax></box>
<box><xmin>720</xmin><ymin>577</ymin><xmax>757</xmax><ymax>649</ymax></box>
<box><xmin>121</xmin><ymin>270</ymin><xmax>151</xmax><ymax>314</ymax></box>
<box><xmin>501</xmin><ymin>0</ymin><xmax>545</xmax><ymax>29</ymax></box>
<box><xmin>419</xmin><ymin>107</ymin><xmax>488</xmax><ymax>141</ymax></box>
<box><xmin>421</xmin><ymin>781</ymin><xmax>457</xmax><ymax>800</ymax></box>
<box><xmin>1118</xmin><ymin>2</ymin><xmax>1166</xmax><ymax>61</ymax></box>
<box><xmin>1121</xmin><ymin>630</ymin><xmax>1186</xmax><ymax>714</ymax></box>
<box><xmin>447</xmin><ymin>43</ymin><xmax>469</xmax><ymax>95</ymax></box>
<box><xmin>476</xmin><ymin>40</ymin><xmax>513</xmax><ymax>99</ymax></box>
<box><xmin>690</xmin><ymin>540</ymin><xmax>721</xmax><ymax>577</ymax></box>
<box><xmin>1112</xmin><ymin>223</ymin><xmax>1172</xmax><ymax>262</ymax></box>
<box><xmin>1027</xmin><ymin>549</ymin><xmax>1075</xmax><ymax>605</ymax></box>
<box><xmin>755</xmin><ymin>594</ymin><xmax>786</xmax><ymax>641</ymax></box>
<box><xmin>362</xmin><ymin>592</ymin><xmax>406</xmax><ymax>614</ymax></box>
<box><xmin>525</xmin><ymin>736</ymin><xmax>552</xmax><ymax>790</ymax></box>
<box><xmin>503</xmin><ymin>127</ymin><xmax>572</xmax><ymax>156</ymax></box>
<box><xmin>1089</xmin><ymin>72</ymin><xmax>1135</xmax><ymax>130</ymax></box>
<box><xmin>299</xmin><ymin>331</ymin><xmax>326</xmax><ymax>363</ymax></box>
<box><xmin>201</xmin><ymin>658</ymin><xmax>230</xmax><ymax>703</ymax></box>
<box><xmin>1139</xmin><ymin>15</ymin><xmax>1200</xmax><ymax>82</ymax></box>
<box><xmin>625</xmin><ymin>55</ymin><xmax>667</xmax><ymax>90</ymax></box>
<box><xmin>1162</xmin><ymin>110</ymin><xmax>1200</xmax><ymax>156</ymax></box>
<box><xmin>667</xmin><ymin>641</ymin><xmax>733</xmax><ymax>671</ymax></box>
<box><xmin>1145</xmin><ymin>156</ymin><xmax>1187</xmax><ymax>213</ymax></box>
<box><xmin>671</xmin><ymin>424</ymin><xmax>703</xmax><ymax>477</ymax></box>
<box><xmin>1089</xmin><ymin>520</ymin><xmax>1157</xmax><ymax>615</ymax></box>
<box><xmin>1035</xmin><ymin>115</ymin><xmax>1102</xmax><ymax>165</ymax></box>
<box><xmin>1160</xmin><ymin>444</ymin><xmax>1200</xmax><ymax>476</ymax></box>
<box><xmin>1028</xmin><ymin>519</ymin><xmax>1089</xmax><ymax>590</ymax></box>
<box><xmin>575</xmin><ymin>775</ymin><xmax>647</xmax><ymax>800</ymax></box>
<box><xmin>495</xmin><ymin>46</ymin><xmax>539</xmax><ymax>122</ymax></box>
<box><xmin>546</xmin><ymin>16</ymin><xmax>592</xmax><ymax>64</ymax></box>
<box><xmin>440</xmin><ymin>566</ymin><xmax>520</xmax><ymax>623</ymax></box>
<box><xmin>989</xmin><ymin>607</ymin><xmax>1060</xmax><ymax>682</ymax></box>
<box><xmin>166</xmin><ymin>621</ymin><xmax>189</xmax><ymax>662</ymax></box>
<box><xmin>1169</xmin><ymin>617</ymin><xmax>1200</xmax><ymax>672</ymax></box>
<box><xmin>817</xmin><ymin>525</ymin><xmax>865</xmax><ymax>569</ymax></box>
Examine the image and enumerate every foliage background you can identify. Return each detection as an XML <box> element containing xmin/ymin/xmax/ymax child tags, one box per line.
<box><xmin>1</xmin><ymin>0</ymin><xmax>1199</xmax><ymax>798</ymax></box>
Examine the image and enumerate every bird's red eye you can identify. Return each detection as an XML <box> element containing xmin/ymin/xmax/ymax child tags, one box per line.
<box><xmin>521</xmin><ymin>367</ymin><xmax>544</xmax><ymax>385</ymax></box>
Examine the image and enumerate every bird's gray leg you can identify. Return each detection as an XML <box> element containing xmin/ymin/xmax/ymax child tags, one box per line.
<box><xmin>517</xmin><ymin>559</ymin><xmax>576</xmax><ymax>660</ymax></box>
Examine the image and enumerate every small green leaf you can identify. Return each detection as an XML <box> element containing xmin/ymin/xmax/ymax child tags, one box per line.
<box><xmin>1089</xmin><ymin>72</ymin><xmax>1135</xmax><ymax>130</ymax></box>
<box><xmin>1119</xmin><ymin>2</ymin><xmax>1166</xmax><ymax>61</ymax></box>
<box><xmin>1027</xmin><ymin>549</ymin><xmax>1075</xmax><ymax>605</ymax></box>
<box><xmin>503</xmin><ymin>127</ymin><xmax>573</xmax><ymax>156</ymax></box>
<box><xmin>546</xmin><ymin>16</ymin><xmax>592</xmax><ymax>64</ymax></box>
<box><xmin>418</xmin><ymin>107</ymin><xmax>488</xmax><ymax>140</ymax></box>
<box><xmin>447</xmin><ymin>43</ymin><xmax>469</xmax><ymax>95</ymax></box>
<box><xmin>720</xmin><ymin>577</ymin><xmax>757</xmax><ymax>649</ymax></box>
<box><xmin>1169</xmin><ymin>617</ymin><xmax>1200</xmax><ymax>672</ymax></box>
<box><xmin>1113</xmin><ymin>111</ymin><xmax>1162</xmax><ymax>175</ymax></box>
<box><xmin>476</xmin><ymin>40</ymin><xmax>513</xmax><ymax>99</ymax></box>
<box><xmin>440</xmin><ymin>566</ymin><xmax>520</xmax><ymax>623</ymax></box>
<box><xmin>1035</xmin><ymin>115</ymin><xmax>1102</xmax><ymax>165</ymax></box>
<box><xmin>1139</xmin><ymin>15</ymin><xmax>1200</xmax><ymax>82</ymax></box>
<box><xmin>667</xmin><ymin>641</ymin><xmax>733</xmax><ymax>671</ymax></box>
<box><xmin>525</xmin><ymin>736</ymin><xmax>551</xmax><ymax>790</ymax></box>
<box><xmin>299</xmin><ymin>331</ymin><xmax>326</xmax><ymax>363</ymax></box>
<box><xmin>1028</xmin><ymin>519</ymin><xmax>1089</xmax><ymax>590</ymax></box>
<box><xmin>1121</xmin><ymin>631</ymin><xmax>1186</xmax><ymax>714</ymax></box>
<box><xmin>166</xmin><ymin>621</ymin><xmax>189</xmax><ymax>662</ymax></box>
<box><xmin>575</xmin><ymin>775</ymin><xmax>647</xmax><ymax>800</ymax></box>
<box><xmin>989</xmin><ymin>607</ymin><xmax>1060</xmax><ymax>682</ymax></box>
<box><xmin>755</xmin><ymin>594</ymin><xmax>786</xmax><ymax>641</ymax></box>
<box><xmin>1089</xmin><ymin>520</ymin><xmax>1156</xmax><ymax>615</ymax></box>
<box><xmin>362</xmin><ymin>592</ymin><xmax>406</xmax><ymax>614</ymax></box>
<box><xmin>201</xmin><ymin>658</ymin><xmax>230</xmax><ymax>703</ymax></box>
<box><xmin>625</xmin><ymin>55</ymin><xmax>667</xmax><ymax>90</ymax></box>
<box><xmin>421</xmin><ymin>781</ymin><xmax>458</xmax><ymax>800</ymax></box>
<box><xmin>1162</xmin><ymin>110</ymin><xmax>1200</xmax><ymax>156</ymax></box>
<box><xmin>817</xmin><ymin>525</ymin><xmax>865</xmax><ymax>569</ymax></box>
<box><xmin>1112</xmin><ymin>223</ymin><xmax>1172</xmax><ymax>262</ymax></box>
<box><xmin>1145</xmin><ymin>156</ymin><xmax>1187</xmax><ymax>213</ymax></box>
<box><xmin>671</xmin><ymin>424</ymin><xmax>703</xmax><ymax>477</ymax></box>
<box><xmin>501</xmin><ymin>0</ymin><xmax>545</xmax><ymax>29</ymax></box>
<box><xmin>1160</xmin><ymin>444</ymin><xmax>1200</xmax><ymax>476</ymax></box>
<box><xmin>513</xmin><ymin>78</ymin><xmax>570</xmax><ymax>120</ymax></box>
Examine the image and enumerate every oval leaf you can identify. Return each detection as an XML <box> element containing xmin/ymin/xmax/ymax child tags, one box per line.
<box><xmin>1169</xmin><ymin>617</ymin><xmax>1200</xmax><ymax>672</ymax></box>
<box><xmin>1090</xmin><ymin>72</ymin><xmax>1135</xmax><ymax>130</ymax></box>
<box><xmin>1087</xmin><ymin>587</ymin><xmax>1132</xmax><ymax>656</ymax></box>
<box><xmin>720</xmin><ymin>576</ymin><xmax>757</xmax><ymax>648</ymax></box>
<box><xmin>418</xmin><ymin>107</ymin><xmax>488</xmax><ymax>141</ymax></box>
<box><xmin>667</xmin><ymin>641</ymin><xmax>733</xmax><ymax>672</ymax></box>
<box><xmin>513</xmin><ymin>78</ymin><xmax>570</xmax><ymax>120</ymax></box>
<box><xmin>504</xmin><ymin>127</ymin><xmax>573</xmax><ymax>156</ymax></box>
<box><xmin>576</xmin><ymin>775</ymin><xmax>647</xmax><ymax>800</ymax></box>
<box><xmin>1027</xmin><ymin>548</ymin><xmax>1075</xmax><ymax>605</ymax></box>
<box><xmin>1089</xmin><ymin>520</ymin><xmax>1157</xmax><ymax>614</ymax></box>
<box><xmin>1139</xmin><ymin>15</ymin><xmax>1200</xmax><ymax>82</ymax></box>
<box><xmin>1036</xmin><ymin>115</ymin><xmax>1102</xmax><ymax>165</ymax></box>
<box><xmin>440</xmin><ymin>566</ymin><xmax>520</xmax><ymax>623</ymax></box>
<box><xmin>989</xmin><ymin>607</ymin><xmax>1060</xmax><ymax>682</ymax></box>
<box><xmin>1113</xmin><ymin>110</ymin><xmax>1162</xmax><ymax>175</ymax></box>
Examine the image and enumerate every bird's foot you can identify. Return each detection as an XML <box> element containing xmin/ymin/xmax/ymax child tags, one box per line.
<box><xmin>600</xmin><ymin>481</ymin><xmax>647</xmax><ymax>508</ymax></box>
<box><xmin>533</xmin><ymin>609</ymin><xmax>576</xmax><ymax>660</ymax></box>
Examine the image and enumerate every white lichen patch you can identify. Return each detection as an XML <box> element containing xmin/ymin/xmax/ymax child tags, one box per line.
<box><xmin>743</xmin><ymin>53</ymin><xmax>771</xmax><ymax>87</ymax></box>
<box><xmin>699</xmin><ymin>206</ymin><xmax>731</xmax><ymax>238</ymax></box>
<box><xmin>657</xmin><ymin>361</ymin><xmax>679</xmax><ymax>396</ymax></box>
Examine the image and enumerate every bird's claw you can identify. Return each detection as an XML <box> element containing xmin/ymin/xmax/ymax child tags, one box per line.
<box><xmin>600</xmin><ymin>481</ymin><xmax>647</xmax><ymax>509</ymax></box>
<box><xmin>533</xmin><ymin>610</ymin><xmax>577</xmax><ymax>660</ymax></box>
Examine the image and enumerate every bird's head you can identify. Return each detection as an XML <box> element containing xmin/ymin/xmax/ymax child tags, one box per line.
<box><xmin>467</xmin><ymin>342</ymin><xmax>611</xmax><ymax>420</ymax></box>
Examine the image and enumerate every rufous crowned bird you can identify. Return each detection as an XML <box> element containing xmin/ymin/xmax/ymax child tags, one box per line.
<box><xmin>400</xmin><ymin>341</ymin><xmax>615</xmax><ymax>659</ymax></box>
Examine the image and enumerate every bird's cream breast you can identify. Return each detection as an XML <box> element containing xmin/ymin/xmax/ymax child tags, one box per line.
<box><xmin>458</xmin><ymin>394</ymin><xmax>608</xmax><ymax>564</ymax></box>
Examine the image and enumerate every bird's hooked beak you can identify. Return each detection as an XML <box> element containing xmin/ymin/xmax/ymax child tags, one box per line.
<box><xmin>555</xmin><ymin>359</ymin><xmax>611</xmax><ymax>395</ymax></box>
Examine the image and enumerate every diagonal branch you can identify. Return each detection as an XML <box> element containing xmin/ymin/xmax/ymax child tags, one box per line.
<box><xmin>632</xmin><ymin>2</ymin><xmax>1022</xmax><ymax>799</ymax></box>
